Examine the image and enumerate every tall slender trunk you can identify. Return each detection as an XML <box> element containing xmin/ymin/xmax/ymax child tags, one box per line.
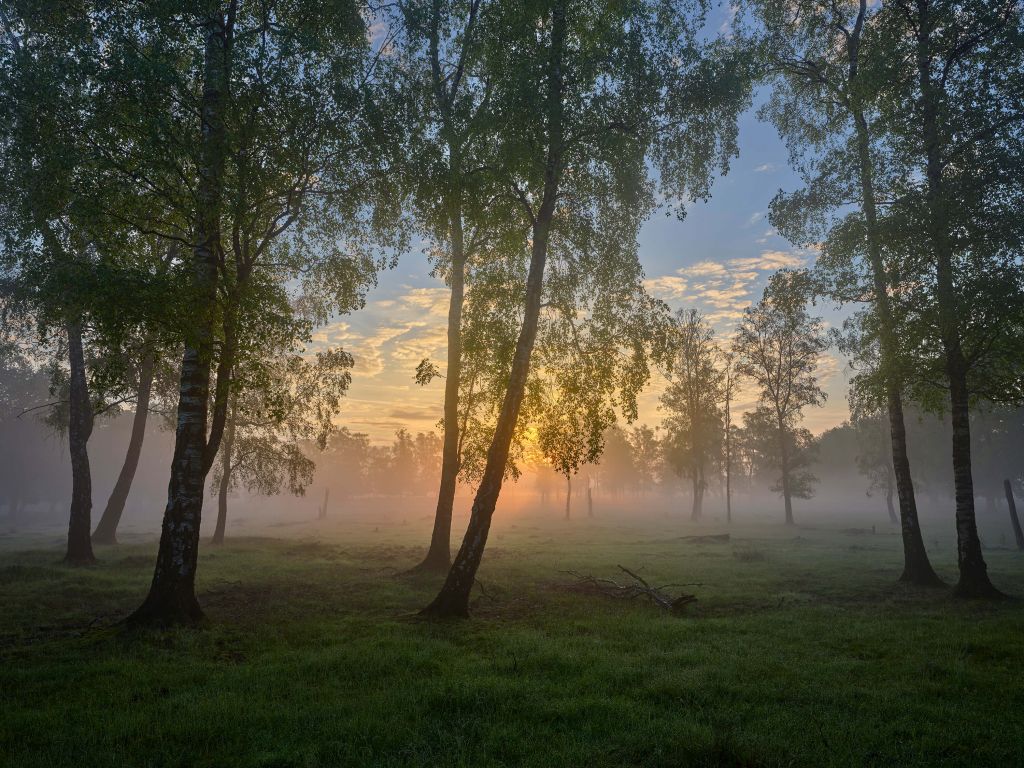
<box><xmin>587</xmin><ymin>486</ymin><xmax>593</xmax><ymax>518</ymax></box>
<box><xmin>318</xmin><ymin>487</ymin><xmax>329</xmax><ymax>519</ymax></box>
<box><xmin>64</xmin><ymin>319</ymin><xmax>95</xmax><ymax>565</ymax></box>
<box><xmin>915</xmin><ymin>15</ymin><xmax>997</xmax><ymax>597</ymax></box>
<box><xmin>129</xmin><ymin>11</ymin><xmax>232</xmax><ymax>625</ymax></box>
<box><xmin>92</xmin><ymin>352</ymin><xmax>156</xmax><ymax>545</ymax></box>
<box><xmin>211</xmin><ymin>399</ymin><xmax>236</xmax><ymax>546</ymax></box>
<box><xmin>1004</xmin><ymin>480</ymin><xmax>1024</xmax><ymax>551</ymax></box>
<box><xmin>565</xmin><ymin>474</ymin><xmax>571</xmax><ymax>520</ymax></box>
<box><xmin>724</xmin><ymin>420</ymin><xmax>732</xmax><ymax>525</ymax></box>
<box><xmin>420</xmin><ymin>213</ymin><xmax>552</xmax><ymax>617</ymax></box>
<box><xmin>690</xmin><ymin>464</ymin><xmax>703</xmax><ymax>521</ymax></box>
<box><xmin>421</xmin><ymin>0</ymin><xmax>565</xmax><ymax>618</ymax></box>
<box><xmin>852</xmin><ymin>110</ymin><xmax>941</xmax><ymax>585</ymax></box>
<box><xmin>778</xmin><ymin>414</ymin><xmax>793</xmax><ymax>525</ymax></box>
<box><xmin>414</xmin><ymin>205</ymin><xmax>466</xmax><ymax>573</ymax></box>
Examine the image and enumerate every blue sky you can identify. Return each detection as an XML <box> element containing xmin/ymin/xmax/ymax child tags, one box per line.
<box><xmin>314</xmin><ymin>96</ymin><xmax>855</xmax><ymax>444</ymax></box>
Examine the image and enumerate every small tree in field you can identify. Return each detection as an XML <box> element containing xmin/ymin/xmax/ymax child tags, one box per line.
<box><xmin>734</xmin><ymin>269</ymin><xmax>827</xmax><ymax>524</ymax></box>
<box><xmin>720</xmin><ymin>350</ymin><xmax>739</xmax><ymax>523</ymax></box>
<box><xmin>209</xmin><ymin>348</ymin><xmax>354</xmax><ymax>545</ymax></box>
<box><xmin>660</xmin><ymin>310</ymin><xmax>723</xmax><ymax>521</ymax></box>
<box><xmin>852</xmin><ymin>407</ymin><xmax>898</xmax><ymax>525</ymax></box>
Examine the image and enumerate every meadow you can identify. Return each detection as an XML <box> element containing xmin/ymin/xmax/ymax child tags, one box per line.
<box><xmin>2</xmin><ymin>506</ymin><xmax>1023</xmax><ymax>768</ymax></box>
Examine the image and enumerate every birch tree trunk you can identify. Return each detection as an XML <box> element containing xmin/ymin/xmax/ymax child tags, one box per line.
<box><xmin>129</xmin><ymin>11</ymin><xmax>232</xmax><ymax>625</ymax></box>
<box><xmin>565</xmin><ymin>474</ymin><xmax>571</xmax><ymax>520</ymax></box>
<box><xmin>64</xmin><ymin>319</ymin><xmax>95</xmax><ymax>565</ymax></box>
<box><xmin>420</xmin><ymin>0</ymin><xmax>566</xmax><ymax>618</ymax></box>
<box><xmin>778</xmin><ymin>414</ymin><xmax>794</xmax><ymax>526</ymax></box>
<box><xmin>915</xmin><ymin>16</ymin><xmax>997</xmax><ymax>597</ymax></box>
<box><xmin>852</xmin><ymin>109</ymin><xmax>942</xmax><ymax>586</ymax></box>
<box><xmin>211</xmin><ymin>400</ymin><xmax>236</xmax><ymax>546</ymax></box>
<box><xmin>414</xmin><ymin>203</ymin><xmax>465</xmax><ymax>573</ymax></box>
<box><xmin>690</xmin><ymin>465</ymin><xmax>703</xmax><ymax>521</ymax></box>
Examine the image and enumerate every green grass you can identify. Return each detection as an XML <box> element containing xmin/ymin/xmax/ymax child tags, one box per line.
<box><xmin>1</xmin><ymin>513</ymin><xmax>1023</xmax><ymax>767</ymax></box>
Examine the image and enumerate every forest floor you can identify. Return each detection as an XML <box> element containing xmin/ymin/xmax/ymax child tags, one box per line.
<box><xmin>2</xmin><ymin>511</ymin><xmax>1023</xmax><ymax>767</ymax></box>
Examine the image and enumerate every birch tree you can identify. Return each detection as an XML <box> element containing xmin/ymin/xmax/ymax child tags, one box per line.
<box><xmin>733</xmin><ymin>269</ymin><xmax>827</xmax><ymax>524</ymax></box>
<box><xmin>753</xmin><ymin>0</ymin><xmax>943</xmax><ymax>583</ymax></box>
<box><xmin>422</xmin><ymin>0</ymin><xmax>750</xmax><ymax>617</ymax></box>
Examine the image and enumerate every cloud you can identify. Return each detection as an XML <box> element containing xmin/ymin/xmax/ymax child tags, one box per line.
<box><xmin>745</xmin><ymin>211</ymin><xmax>764</xmax><ymax>228</ymax></box>
<box><xmin>728</xmin><ymin>250</ymin><xmax>807</xmax><ymax>271</ymax></box>
<box><xmin>642</xmin><ymin>248</ymin><xmax>814</xmax><ymax>335</ymax></box>
<box><xmin>642</xmin><ymin>275</ymin><xmax>690</xmax><ymax>302</ymax></box>
<box><xmin>680</xmin><ymin>260</ymin><xmax>729</xmax><ymax>278</ymax></box>
<box><xmin>753</xmin><ymin>163</ymin><xmax>779</xmax><ymax>173</ymax></box>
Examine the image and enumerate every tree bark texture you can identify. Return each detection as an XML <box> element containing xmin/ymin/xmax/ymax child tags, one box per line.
<box><xmin>64</xmin><ymin>319</ymin><xmax>95</xmax><ymax>565</ymax></box>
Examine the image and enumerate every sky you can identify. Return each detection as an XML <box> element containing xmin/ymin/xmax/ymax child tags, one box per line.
<box><xmin>312</xmin><ymin>99</ymin><xmax>856</xmax><ymax>445</ymax></box>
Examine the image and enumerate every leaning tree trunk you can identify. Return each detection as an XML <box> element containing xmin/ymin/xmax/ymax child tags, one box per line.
<box><xmin>420</xmin><ymin>213</ymin><xmax>552</xmax><ymax>617</ymax></box>
<box><xmin>128</xmin><ymin>13</ymin><xmax>231</xmax><ymax>626</ymax></box>
<box><xmin>1004</xmin><ymin>479</ymin><xmax>1024</xmax><ymax>551</ymax></box>
<box><xmin>916</xmin><ymin>30</ymin><xmax>997</xmax><ymax>598</ymax></box>
<box><xmin>412</xmin><ymin>207</ymin><xmax>466</xmax><ymax>573</ymax></box>
<box><xmin>64</xmin><ymin>319</ymin><xmax>95</xmax><ymax>565</ymax></box>
<box><xmin>420</xmin><ymin>0</ymin><xmax>565</xmax><ymax>619</ymax></box>
<box><xmin>852</xmin><ymin>108</ymin><xmax>942</xmax><ymax>586</ymax></box>
<box><xmin>92</xmin><ymin>352</ymin><xmax>156</xmax><ymax>545</ymax></box>
<box><xmin>211</xmin><ymin>399</ymin><xmax>236</xmax><ymax>546</ymax></box>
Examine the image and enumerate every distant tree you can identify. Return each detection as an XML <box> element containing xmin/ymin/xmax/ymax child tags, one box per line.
<box><xmin>743</xmin><ymin>406</ymin><xmax>819</xmax><ymax>504</ymax></box>
<box><xmin>210</xmin><ymin>348</ymin><xmax>353</xmax><ymax>545</ymax></box>
<box><xmin>599</xmin><ymin>426</ymin><xmax>640</xmax><ymax>498</ymax></box>
<box><xmin>734</xmin><ymin>270</ymin><xmax>827</xmax><ymax>524</ymax></box>
<box><xmin>720</xmin><ymin>350</ymin><xmax>739</xmax><ymax>523</ymax></box>
<box><xmin>536</xmin><ymin>384</ymin><xmax>612</xmax><ymax>521</ymax></box>
<box><xmin>628</xmin><ymin>425</ymin><xmax>660</xmax><ymax>495</ymax></box>
<box><xmin>413</xmin><ymin>431</ymin><xmax>443</xmax><ymax>494</ymax></box>
<box><xmin>852</xmin><ymin>409</ymin><xmax>898</xmax><ymax>524</ymax></box>
<box><xmin>969</xmin><ymin>408</ymin><xmax>1024</xmax><ymax>514</ymax></box>
<box><xmin>660</xmin><ymin>309</ymin><xmax>723</xmax><ymax>521</ymax></box>
<box><xmin>389</xmin><ymin>429</ymin><xmax>420</xmax><ymax>495</ymax></box>
<box><xmin>322</xmin><ymin>428</ymin><xmax>373</xmax><ymax>499</ymax></box>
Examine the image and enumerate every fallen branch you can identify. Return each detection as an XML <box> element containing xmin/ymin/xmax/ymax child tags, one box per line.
<box><xmin>561</xmin><ymin>565</ymin><xmax>698</xmax><ymax>614</ymax></box>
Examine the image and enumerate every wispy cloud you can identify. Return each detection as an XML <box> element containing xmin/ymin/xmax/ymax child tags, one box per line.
<box><xmin>753</xmin><ymin>163</ymin><xmax>778</xmax><ymax>173</ymax></box>
<box><xmin>728</xmin><ymin>250</ymin><xmax>807</xmax><ymax>272</ymax></box>
<box><xmin>643</xmin><ymin>248</ymin><xmax>813</xmax><ymax>333</ymax></box>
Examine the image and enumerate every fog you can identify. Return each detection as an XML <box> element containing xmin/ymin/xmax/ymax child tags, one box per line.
<box><xmin>5</xmin><ymin>387</ymin><xmax>1021</xmax><ymax>553</ymax></box>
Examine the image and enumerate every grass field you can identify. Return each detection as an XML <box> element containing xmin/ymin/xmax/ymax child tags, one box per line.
<box><xmin>2</xmin><ymin>509</ymin><xmax>1023</xmax><ymax>767</ymax></box>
